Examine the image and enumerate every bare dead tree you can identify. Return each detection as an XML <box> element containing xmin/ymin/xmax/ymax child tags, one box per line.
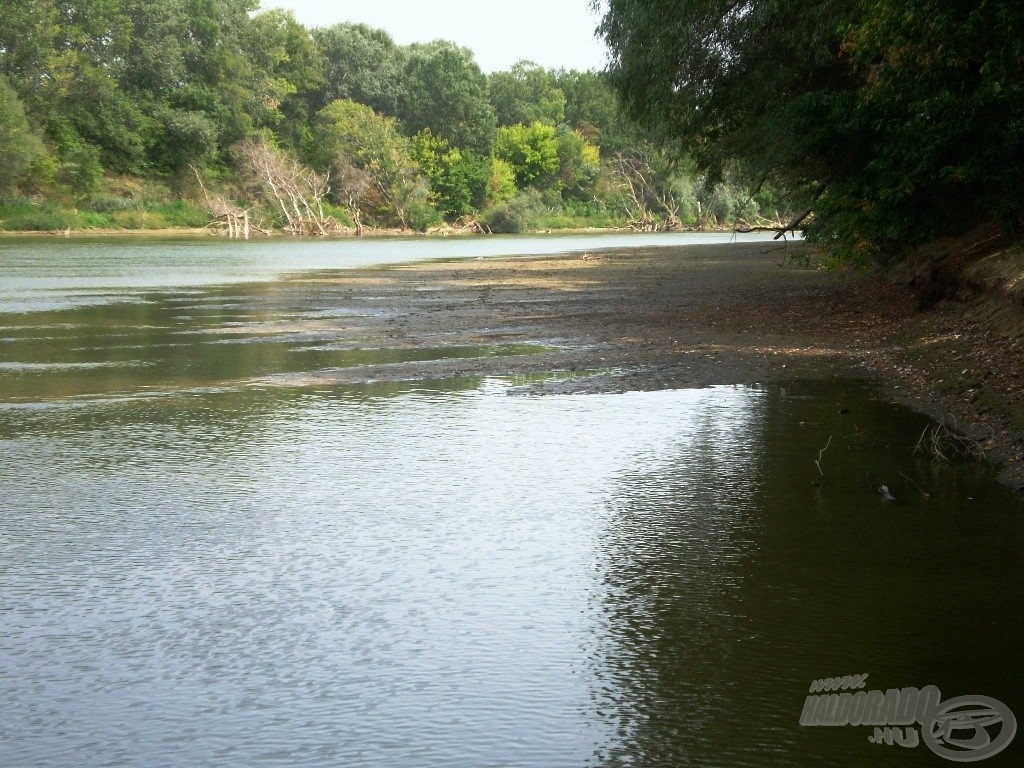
<box><xmin>332</xmin><ymin>162</ymin><xmax>372</xmax><ymax>236</ymax></box>
<box><xmin>191</xmin><ymin>165</ymin><xmax>254</xmax><ymax>239</ymax></box>
<box><xmin>611</xmin><ymin>152</ymin><xmax>683</xmax><ymax>232</ymax></box>
<box><xmin>235</xmin><ymin>138</ymin><xmax>343</xmax><ymax>236</ymax></box>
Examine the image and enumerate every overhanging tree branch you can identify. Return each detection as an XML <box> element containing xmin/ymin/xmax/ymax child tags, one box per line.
<box><xmin>734</xmin><ymin>172</ymin><xmax>836</xmax><ymax>238</ymax></box>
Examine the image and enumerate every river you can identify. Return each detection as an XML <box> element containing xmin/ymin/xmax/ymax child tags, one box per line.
<box><xmin>1</xmin><ymin>235</ymin><xmax>1022</xmax><ymax>767</ymax></box>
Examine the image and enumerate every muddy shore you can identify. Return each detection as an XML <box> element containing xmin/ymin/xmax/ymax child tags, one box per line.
<box><xmin>273</xmin><ymin>240</ymin><xmax>1023</xmax><ymax>490</ymax></box>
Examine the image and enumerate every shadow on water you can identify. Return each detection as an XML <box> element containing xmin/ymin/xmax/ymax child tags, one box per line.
<box><xmin>590</xmin><ymin>381</ymin><xmax>1024</xmax><ymax>767</ymax></box>
<box><xmin>2</xmin><ymin>239</ymin><xmax>1022</xmax><ymax>766</ymax></box>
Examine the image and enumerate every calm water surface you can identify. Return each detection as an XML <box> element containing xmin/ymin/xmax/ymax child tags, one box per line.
<box><xmin>1</xmin><ymin>238</ymin><xmax>1022</xmax><ymax>767</ymax></box>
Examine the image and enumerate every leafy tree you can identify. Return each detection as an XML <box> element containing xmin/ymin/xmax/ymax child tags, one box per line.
<box><xmin>486</xmin><ymin>158</ymin><xmax>517</xmax><ymax>206</ymax></box>
<box><xmin>0</xmin><ymin>76</ymin><xmax>44</xmax><ymax>197</ymax></box>
<box><xmin>554</xmin><ymin>126</ymin><xmax>601</xmax><ymax>202</ymax></box>
<box><xmin>494</xmin><ymin>122</ymin><xmax>560</xmax><ymax>191</ymax></box>
<box><xmin>553</xmin><ymin>68</ymin><xmax>639</xmax><ymax>154</ymax></box>
<box><xmin>242</xmin><ymin>9</ymin><xmax>324</xmax><ymax>146</ymax></box>
<box><xmin>599</xmin><ymin>0</ymin><xmax>1024</xmax><ymax>260</ymax></box>
<box><xmin>398</xmin><ymin>41</ymin><xmax>496</xmax><ymax>156</ymax></box>
<box><xmin>313</xmin><ymin>99</ymin><xmax>434</xmax><ymax>229</ymax></box>
<box><xmin>0</xmin><ymin>0</ymin><xmax>148</xmax><ymax>173</ymax></box>
<box><xmin>820</xmin><ymin>0</ymin><xmax>1024</xmax><ymax>255</ymax></box>
<box><xmin>411</xmin><ymin>130</ymin><xmax>491</xmax><ymax>218</ymax></box>
<box><xmin>311</xmin><ymin>23</ymin><xmax>405</xmax><ymax>116</ymax></box>
<box><xmin>489</xmin><ymin>60</ymin><xmax>565</xmax><ymax>127</ymax></box>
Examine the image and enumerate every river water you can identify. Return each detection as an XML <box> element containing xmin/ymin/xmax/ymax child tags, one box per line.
<box><xmin>1</xmin><ymin>236</ymin><xmax>1022</xmax><ymax>767</ymax></box>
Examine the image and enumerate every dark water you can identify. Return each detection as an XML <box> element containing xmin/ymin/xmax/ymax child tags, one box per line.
<box><xmin>1</xmin><ymin>239</ymin><xmax>1022</xmax><ymax>767</ymax></box>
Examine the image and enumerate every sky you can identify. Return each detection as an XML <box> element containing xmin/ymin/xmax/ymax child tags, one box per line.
<box><xmin>262</xmin><ymin>0</ymin><xmax>610</xmax><ymax>73</ymax></box>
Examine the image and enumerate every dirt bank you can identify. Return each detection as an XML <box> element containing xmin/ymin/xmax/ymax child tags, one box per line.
<box><xmin>280</xmin><ymin>240</ymin><xmax>1024</xmax><ymax>490</ymax></box>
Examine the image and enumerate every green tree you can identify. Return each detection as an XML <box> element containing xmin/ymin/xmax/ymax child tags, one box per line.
<box><xmin>242</xmin><ymin>9</ymin><xmax>324</xmax><ymax>146</ymax></box>
<box><xmin>0</xmin><ymin>76</ymin><xmax>44</xmax><ymax>197</ymax></box>
<box><xmin>553</xmin><ymin>68</ymin><xmax>639</xmax><ymax>154</ymax></box>
<box><xmin>599</xmin><ymin>0</ymin><xmax>1024</xmax><ymax>260</ymax></box>
<box><xmin>494</xmin><ymin>122</ymin><xmax>560</xmax><ymax>191</ymax></box>
<box><xmin>488</xmin><ymin>60</ymin><xmax>565</xmax><ymax>127</ymax></box>
<box><xmin>486</xmin><ymin>158</ymin><xmax>517</xmax><ymax>206</ymax></box>
<box><xmin>820</xmin><ymin>0</ymin><xmax>1024</xmax><ymax>255</ymax></box>
<box><xmin>554</xmin><ymin>126</ymin><xmax>601</xmax><ymax>202</ymax></box>
<box><xmin>313</xmin><ymin>99</ymin><xmax>434</xmax><ymax>229</ymax></box>
<box><xmin>0</xmin><ymin>0</ymin><xmax>149</xmax><ymax>174</ymax></box>
<box><xmin>411</xmin><ymin>130</ymin><xmax>491</xmax><ymax>218</ymax></box>
<box><xmin>311</xmin><ymin>23</ymin><xmax>405</xmax><ymax>116</ymax></box>
<box><xmin>397</xmin><ymin>41</ymin><xmax>496</xmax><ymax>156</ymax></box>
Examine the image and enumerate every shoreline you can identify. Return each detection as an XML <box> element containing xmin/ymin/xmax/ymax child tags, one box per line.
<box><xmin>0</xmin><ymin>224</ymin><xmax>725</xmax><ymax>239</ymax></box>
<box><xmin>3</xmin><ymin>234</ymin><xmax>1019</xmax><ymax>490</ymax></box>
<box><xmin>276</xmin><ymin>241</ymin><xmax>1022</xmax><ymax>491</ymax></box>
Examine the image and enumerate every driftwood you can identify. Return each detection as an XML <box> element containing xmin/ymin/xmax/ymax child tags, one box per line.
<box><xmin>425</xmin><ymin>217</ymin><xmax>492</xmax><ymax>236</ymax></box>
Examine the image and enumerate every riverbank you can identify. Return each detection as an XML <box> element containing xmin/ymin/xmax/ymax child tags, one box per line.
<box><xmin>270</xmin><ymin>240</ymin><xmax>1023</xmax><ymax>490</ymax></box>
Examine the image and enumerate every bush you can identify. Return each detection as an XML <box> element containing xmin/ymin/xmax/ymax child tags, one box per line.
<box><xmin>87</xmin><ymin>195</ymin><xmax>143</xmax><ymax>213</ymax></box>
<box><xmin>0</xmin><ymin>202</ymin><xmax>83</xmax><ymax>231</ymax></box>
<box><xmin>145</xmin><ymin>200</ymin><xmax>209</xmax><ymax>228</ymax></box>
<box><xmin>79</xmin><ymin>211</ymin><xmax>114</xmax><ymax>228</ymax></box>
<box><xmin>483</xmin><ymin>188</ymin><xmax>547</xmax><ymax>233</ymax></box>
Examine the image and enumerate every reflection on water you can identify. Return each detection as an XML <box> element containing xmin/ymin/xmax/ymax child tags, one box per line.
<box><xmin>0</xmin><ymin>281</ymin><xmax>552</xmax><ymax>403</ymax></box>
<box><xmin>592</xmin><ymin>383</ymin><xmax>1024</xmax><ymax>767</ymax></box>
<box><xmin>1</xmin><ymin>239</ymin><xmax>1022</xmax><ymax>767</ymax></box>
<box><xmin>2</xmin><ymin>378</ymin><xmax>1022</xmax><ymax>767</ymax></box>
<box><xmin>0</xmin><ymin>232</ymin><xmax>780</xmax><ymax>313</ymax></box>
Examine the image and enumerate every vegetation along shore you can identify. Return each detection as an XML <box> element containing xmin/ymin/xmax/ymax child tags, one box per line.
<box><xmin>1</xmin><ymin>1</ymin><xmax>1022</xmax><ymax>486</ymax></box>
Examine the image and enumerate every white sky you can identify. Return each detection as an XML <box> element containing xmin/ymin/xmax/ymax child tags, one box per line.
<box><xmin>261</xmin><ymin>0</ymin><xmax>610</xmax><ymax>73</ymax></box>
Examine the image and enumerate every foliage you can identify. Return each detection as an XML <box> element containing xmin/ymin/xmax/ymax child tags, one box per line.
<box><xmin>494</xmin><ymin>122</ymin><xmax>560</xmax><ymax>191</ymax></box>
<box><xmin>488</xmin><ymin>60</ymin><xmax>566</xmax><ymax>127</ymax></box>
<box><xmin>553</xmin><ymin>69</ymin><xmax>640</xmax><ymax>154</ymax></box>
<box><xmin>241</xmin><ymin>9</ymin><xmax>324</xmax><ymax>146</ymax></box>
<box><xmin>313</xmin><ymin>100</ymin><xmax>433</xmax><ymax>229</ymax></box>
<box><xmin>0</xmin><ymin>200</ymin><xmax>83</xmax><ymax>231</ymax></box>
<box><xmin>818</xmin><ymin>0</ymin><xmax>1024</xmax><ymax>258</ymax></box>
<box><xmin>484</xmin><ymin>188</ymin><xmax>548</xmax><ymax>234</ymax></box>
<box><xmin>599</xmin><ymin>0</ymin><xmax>1024</xmax><ymax>260</ymax></box>
<box><xmin>411</xmin><ymin>131</ymin><xmax>491</xmax><ymax>218</ymax></box>
<box><xmin>486</xmin><ymin>159</ymin><xmax>518</xmax><ymax>206</ymax></box>
<box><xmin>554</xmin><ymin>126</ymin><xmax>601</xmax><ymax>202</ymax></box>
<box><xmin>0</xmin><ymin>77</ymin><xmax>44</xmax><ymax>198</ymax></box>
<box><xmin>311</xmin><ymin>23</ymin><xmax>404</xmax><ymax>117</ymax></box>
<box><xmin>398</xmin><ymin>41</ymin><xmax>496</xmax><ymax>156</ymax></box>
<box><xmin>0</xmin><ymin>0</ymin><xmax>816</xmax><ymax>233</ymax></box>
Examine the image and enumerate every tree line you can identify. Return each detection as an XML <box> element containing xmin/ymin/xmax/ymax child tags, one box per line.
<box><xmin>599</xmin><ymin>0</ymin><xmax>1024</xmax><ymax>263</ymax></box>
<box><xmin>0</xmin><ymin>0</ymin><xmax>786</xmax><ymax>235</ymax></box>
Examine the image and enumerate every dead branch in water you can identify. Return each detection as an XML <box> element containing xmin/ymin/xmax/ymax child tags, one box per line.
<box><xmin>815</xmin><ymin>435</ymin><xmax>833</xmax><ymax>477</ymax></box>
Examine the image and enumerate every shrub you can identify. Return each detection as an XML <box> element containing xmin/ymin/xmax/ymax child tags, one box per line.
<box><xmin>484</xmin><ymin>188</ymin><xmax>547</xmax><ymax>233</ymax></box>
<box><xmin>0</xmin><ymin>202</ymin><xmax>82</xmax><ymax>231</ymax></box>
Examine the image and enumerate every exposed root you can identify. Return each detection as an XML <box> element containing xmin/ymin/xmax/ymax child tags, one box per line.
<box><xmin>913</xmin><ymin>415</ymin><xmax>988</xmax><ymax>462</ymax></box>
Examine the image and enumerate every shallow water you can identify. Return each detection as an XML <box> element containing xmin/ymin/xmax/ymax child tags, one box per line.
<box><xmin>0</xmin><ymin>231</ymin><xmax>779</xmax><ymax>313</ymax></box>
<box><xmin>2</xmin><ymin>238</ymin><xmax>1022</xmax><ymax>767</ymax></box>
